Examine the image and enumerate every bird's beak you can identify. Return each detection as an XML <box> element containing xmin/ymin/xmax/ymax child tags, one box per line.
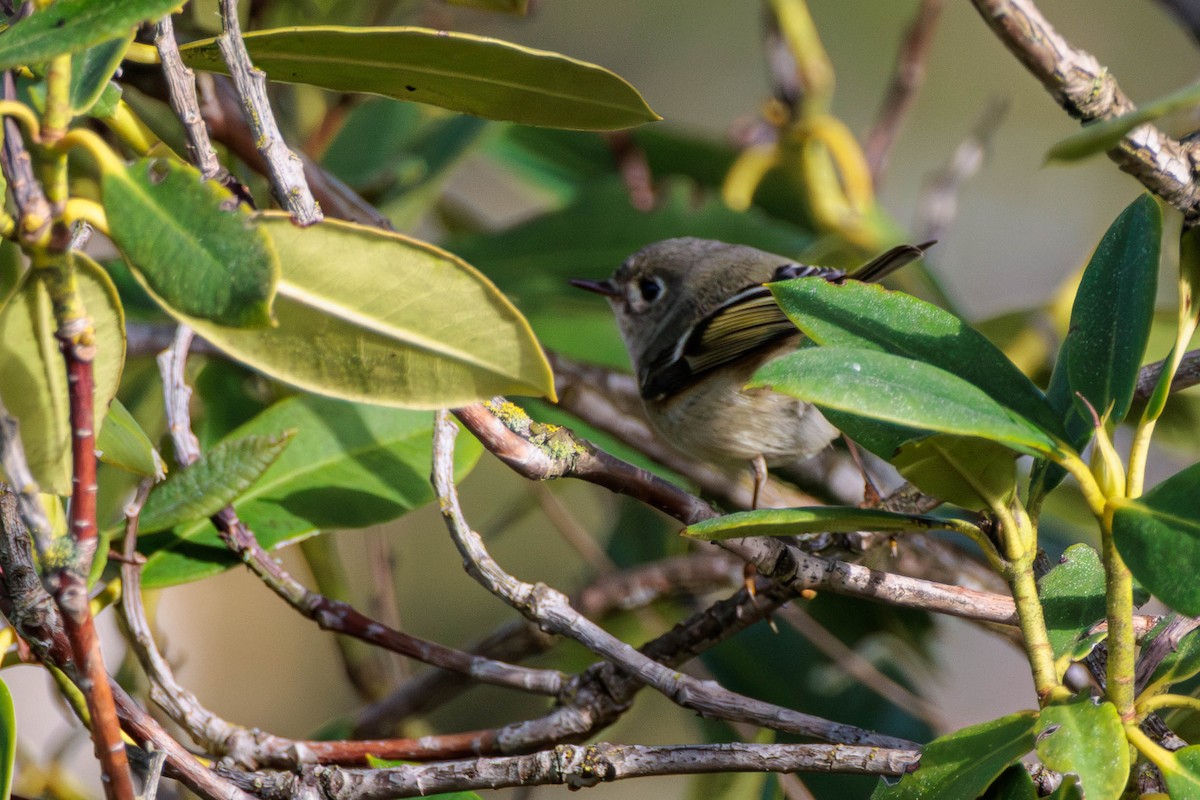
<box><xmin>569</xmin><ymin>278</ymin><xmax>620</xmax><ymax>297</ymax></box>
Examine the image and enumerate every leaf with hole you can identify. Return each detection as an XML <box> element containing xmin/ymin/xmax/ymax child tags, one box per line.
<box><xmin>104</xmin><ymin>158</ymin><xmax>279</xmax><ymax>328</ymax></box>
<box><xmin>138</xmin><ymin>395</ymin><xmax>483</xmax><ymax>588</ymax></box>
<box><xmin>178</xmin><ymin>26</ymin><xmax>658</xmax><ymax>130</ymax></box>
<box><xmin>0</xmin><ymin>0</ymin><xmax>179</xmax><ymax>70</ymax></box>
<box><xmin>751</xmin><ymin>348</ymin><xmax>1061</xmax><ymax>459</ymax></box>
<box><xmin>1036</xmin><ymin>695</ymin><xmax>1127</xmax><ymax>800</ymax></box>
<box><xmin>0</xmin><ymin>253</ymin><xmax>124</xmax><ymax>495</ymax></box>
<box><xmin>871</xmin><ymin>711</ymin><xmax>1037</xmax><ymax>799</ymax></box>
<box><xmin>153</xmin><ymin>214</ymin><xmax>554</xmax><ymax>408</ymax></box>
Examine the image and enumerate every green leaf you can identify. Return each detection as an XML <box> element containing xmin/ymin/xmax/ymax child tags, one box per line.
<box><xmin>1046</xmin><ymin>775</ymin><xmax>1084</xmax><ymax>800</ymax></box>
<box><xmin>139</xmin><ymin>395</ymin><xmax>482</xmax><ymax>588</ymax></box>
<box><xmin>1036</xmin><ymin>695</ymin><xmax>1128</xmax><ymax>800</ymax></box>
<box><xmin>0</xmin><ymin>678</ymin><xmax>13</xmax><ymax>800</ymax></box>
<box><xmin>1163</xmin><ymin>745</ymin><xmax>1200</xmax><ymax>800</ymax></box>
<box><xmin>104</xmin><ymin>158</ymin><xmax>279</xmax><ymax>328</ymax></box>
<box><xmin>1066</xmin><ymin>194</ymin><xmax>1161</xmax><ymax>426</ymax></box>
<box><xmin>892</xmin><ymin>436</ymin><xmax>1017</xmax><ymax>510</ymax></box>
<box><xmin>155</xmin><ymin>214</ymin><xmax>554</xmax><ymax>408</ymax></box>
<box><xmin>97</xmin><ymin>397</ymin><xmax>166</xmax><ymax>479</ymax></box>
<box><xmin>981</xmin><ymin>765</ymin><xmax>1036</xmax><ymax>800</ymax></box>
<box><xmin>137</xmin><ymin>432</ymin><xmax>294</xmax><ymax>535</ymax></box>
<box><xmin>1038</xmin><ymin>544</ymin><xmax>1107</xmax><ymax>660</ymax></box>
<box><xmin>684</xmin><ymin>506</ymin><xmax>970</xmax><ymax>541</ymax></box>
<box><xmin>70</xmin><ymin>34</ymin><xmax>131</xmax><ymax>114</ymax></box>
<box><xmin>1048</xmin><ymin>83</ymin><xmax>1200</xmax><ymax>162</ymax></box>
<box><xmin>769</xmin><ymin>278</ymin><xmax>1065</xmax><ymax>438</ymax></box>
<box><xmin>1112</xmin><ymin>461</ymin><xmax>1200</xmax><ymax>614</ymax></box>
<box><xmin>0</xmin><ymin>253</ymin><xmax>125</xmax><ymax>495</ymax></box>
<box><xmin>178</xmin><ymin>26</ymin><xmax>659</xmax><ymax>131</ymax></box>
<box><xmin>0</xmin><ymin>0</ymin><xmax>179</xmax><ymax>70</ymax></box>
<box><xmin>750</xmin><ymin>348</ymin><xmax>1062</xmax><ymax>458</ymax></box>
<box><xmin>871</xmin><ymin>711</ymin><xmax>1037</xmax><ymax>799</ymax></box>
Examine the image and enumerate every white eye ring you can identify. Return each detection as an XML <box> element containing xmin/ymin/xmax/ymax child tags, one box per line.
<box><xmin>637</xmin><ymin>276</ymin><xmax>665</xmax><ymax>304</ymax></box>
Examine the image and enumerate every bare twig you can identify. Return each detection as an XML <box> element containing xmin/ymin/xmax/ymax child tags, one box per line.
<box><xmin>863</xmin><ymin>0</ymin><xmax>946</xmax><ymax>185</ymax></box>
<box><xmin>151</xmin><ymin>16</ymin><xmax>221</xmax><ymax>179</ymax></box>
<box><xmin>224</xmin><ymin>741</ymin><xmax>920</xmax><ymax>798</ymax></box>
<box><xmin>1135</xmin><ymin>614</ymin><xmax>1200</xmax><ymax>693</ymax></box>
<box><xmin>1136</xmin><ymin>348</ymin><xmax>1200</xmax><ymax>400</ymax></box>
<box><xmin>969</xmin><ymin>0</ymin><xmax>1200</xmax><ymax>215</ymax></box>
<box><xmin>435</xmin><ymin>410</ymin><xmax>915</xmax><ymax>748</ymax></box>
<box><xmin>215</xmin><ymin>0</ymin><xmax>321</xmax><ymax>223</ymax></box>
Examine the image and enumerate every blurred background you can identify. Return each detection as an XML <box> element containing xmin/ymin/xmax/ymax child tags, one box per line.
<box><xmin>10</xmin><ymin>1</ymin><xmax>1200</xmax><ymax>797</ymax></box>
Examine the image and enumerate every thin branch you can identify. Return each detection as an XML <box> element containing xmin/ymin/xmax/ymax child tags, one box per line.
<box><xmin>969</xmin><ymin>0</ymin><xmax>1200</xmax><ymax>215</ymax></box>
<box><xmin>215</xmin><ymin>0</ymin><xmax>321</xmax><ymax>223</ymax></box>
<box><xmin>1136</xmin><ymin>348</ymin><xmax>1200</xmax><ymax>400</ymax></box>
<box><xmin>863</xmin><ymin>0</ymin><xmax>945</xmax><ymax>185</ymax></box>
<box><xmin>434</xmin><ymin>411</ymin><xmax>915</xmax><ymax>748</ymax></box>
<box><xmin>226</xmin><ymin>741</ymin><xmax>920</xmax><ymax>799</ymax></box>
<box><xmin>151</xmin><ymin>16</ymin><xmax>221</xmax><ymax>179</ymax></box>
<box><xmin>1135</xmin><ymin>614</ymin><xmax>1200</xmax><ymax>693</ymax></box>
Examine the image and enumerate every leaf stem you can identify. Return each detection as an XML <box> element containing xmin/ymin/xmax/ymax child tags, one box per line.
<box><xmin>1138</xmin><ymin>693</ymin><xmax>1200</xmax><ymax>716</ymax></box>
<box><xmin>1128</xmin><ymin>315</ymin><xmax>1198</xmax><ymax>498</ymax></box>
<box><xmin>1100</xmin><ymin>504</ymin><xmax>1136</xmax><ymax>721</ymax></box>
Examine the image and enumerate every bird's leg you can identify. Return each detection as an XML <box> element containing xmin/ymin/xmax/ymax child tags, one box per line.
<box><xmin>750</xmin><ymin>453</ymin><xmax>768</xmax><ymax>511</ymax></box>
<box><xmin>843</xmin><ymin>436</ymin><xmax>882</xmax><ymax>507</ymax></box>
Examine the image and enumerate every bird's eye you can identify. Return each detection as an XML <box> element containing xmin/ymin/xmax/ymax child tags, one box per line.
<box><xmin>638</xmin><ymin>277</ymin><xmax>664</xmax><ymax>303</ymax></box>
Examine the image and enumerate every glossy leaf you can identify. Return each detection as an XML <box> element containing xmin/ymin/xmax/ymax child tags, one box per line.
<box><xmin>1112</xmin><ymin>461</ymin><xmax>1200</xmax><ymax>614</ymax></box>
<box><xmin>751</xmin><ymin>348</ymin><xmax>1062</xmax><ymax>458</ymax></box>
<box><xmin>684</xmin><ymin>506</ymin><xmax>968</xmax><ymax>541</ymax></box>
<box><xmin>178</xmin><ymin>26</ymin><xmax>659</xmax><ymax>130</ymax></box>
<box><xmin>70</xmin><ymin>34</ymin><xmax>131</xmax><ymax>114</ymax></box>
<box><xmin>96</xmin><ymin>397</ymin><xmax>166</xmax><ymax>480</ymax></box>
<box><xmin>1048</xmin><ymin>83</ymin><xmax>1200</xmax><ymax>161</ymax></box>
<box><xmin>769</xmin><ymin>278</ymin><xmax>1064</xmax><ymax>437</ymax></box>
<box><xmin>1161</xmin><ymin>745</ymin><xmax>1200</xmax><ymax>800</ymax></box>
<box><xmin>155</xmin><ymin>214</ymin><xmax>554</xmax><ymax>408</ymax></box>
<box><xmin>0</xmin><ymin>678</ymin><xmax>12</xmax><ymax>800</ymax></box>
<box><xmin>105</xmin><ymin>158</ymin><xmax>278</xmax><ymax>328</ymax></box>
<box><xmin>1036</xmin><ymin>695</ymin><xmax>1127</xmax><ymax>800</ymax></box>
<box><xmin>0</xmin><ymin>253</ymin><xmax>125</xmax><ymax>495</ymax></box>
<box><xmin>892</xmin><ymin>436</ymin><xmax>1016</xmax><ymax>510</ymax></box>
<box><xmin>871</xmin><ymin>711</ymin><xmax>1037</xmax><ymax>799</ymax></box>
<box><xmin>139</xmin><ymin>395</ymin><xmax>483</xmax><ymax>588</ymax></box>
<box><xmin>0</xmin><ymin>0</ymin><xmax>178</xmax><ymax>70</ymax></box>
<box><xmin>137</xmin><ymin>432</ymin><xmax>294</xmax><ymax>535</ymax></box>
<box><xmin>1066</xmin><ymin>194</ymin><xmax>1161</xmax><ymax>426</ymax></box>
<box><xmin>1039</xmin><ymin>544</ymin><xmax>1107</xmax><ymax>660</ymax></box>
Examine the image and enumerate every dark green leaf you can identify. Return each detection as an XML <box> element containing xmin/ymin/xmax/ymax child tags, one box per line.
<box><xmin>751</xmin><ymin>348</ymin><xmax>1062</xmax><ymax>458</ymax></box>
<box><xmin>1039</xmin><ymin>544</ymin><xmax>1107</xmax><ymax>660</ymax></box>
<box><xmin>104</xmin><ymin>158</ymin><xmax>279</xmax><ymax>328</ymax></box>
<box><xmin>769</xmin><ymin>278</ymin><xmax>1065</xmax><ymax>438</ymax></box>
<box><xmin>871</xmin><ymin>711</ymin><xmax>1037</xmax><ymax>799</ymax></box>
<box><xmin>139</xmin><ymin>396</ymin><xmax>482</xmax><ymax>588</ymax></box>
<box><xmin>892</xmin><ymin>436</ymin><xmax>1017</xmax><ymax>510</ymax></box>
<box><xmin>70</xmin><ymin>34</ymin><xmax>130</xmax><ymax>114</ymax></box>
<box><xmin>684</xmin><ymin>506</ymin><xmax>970</xmax><ymax>541</ymax></box>
<box><xmin>138</xmin><ymin>432</ymin><xmax>294</xmax><ymax>535</ymax></box>
<box><xmin>178</xmin><ymin>27</ymin><xmax>658</xmax><ymax>130</ymax></box>
<box><xmin>0</xmin><ymin>0</ymin><xmax>179</xmax><ymax>69</ymax></box>
<box><xmin>1048</xmin><ymin>83</ymin><xmax>1200</xmax><ymax>161</ymax></box>
<box><xmin>981</xmin><ymin>765</ymin><xmax>1036</xmax><ymax>800</ymax></box>
<box><xmin>1066</xmin><ymin>194</ymin><xmax>1161</xmax><ymax>426</ymax></box>
<box><xmin>1036</xmin><ymin>695</ymin><xmax>1127</xmax><ymax>800</ymax></box>
<box><xmin>1112</xmin><ymin>461</ymin><xmax>1200</xmax><ymax>614</ymax></box>
<box><xmin>97</xmin><ymin>397</ymin><xmax>166</xmax><ymax>479</ymax></box>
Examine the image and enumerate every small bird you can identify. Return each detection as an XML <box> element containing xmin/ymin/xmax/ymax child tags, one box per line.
<box><xmin>571</xmin><ymin>237</ymin><xmax>934</xmax><ymax>505</ymax></box>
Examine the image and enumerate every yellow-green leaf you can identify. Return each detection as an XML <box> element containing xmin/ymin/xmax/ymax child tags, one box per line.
<box><xmin>0</xmin><ymin>253</ymin><xmax>125</xmax><ymax>495</ymax></box>
<box><xmin>178</xmin><ymin>26</ymin><xmax>659</xmax><ymax>130</ymax></box>
<box><xmin>151</xmin><ymin>214</ymin><xmax>554</xmax><ymax>408</ymax></box>
<box><xmin>97</xmin><ymin>397</ymin><xmax>166</xmax><ymax>479</ymax></box>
